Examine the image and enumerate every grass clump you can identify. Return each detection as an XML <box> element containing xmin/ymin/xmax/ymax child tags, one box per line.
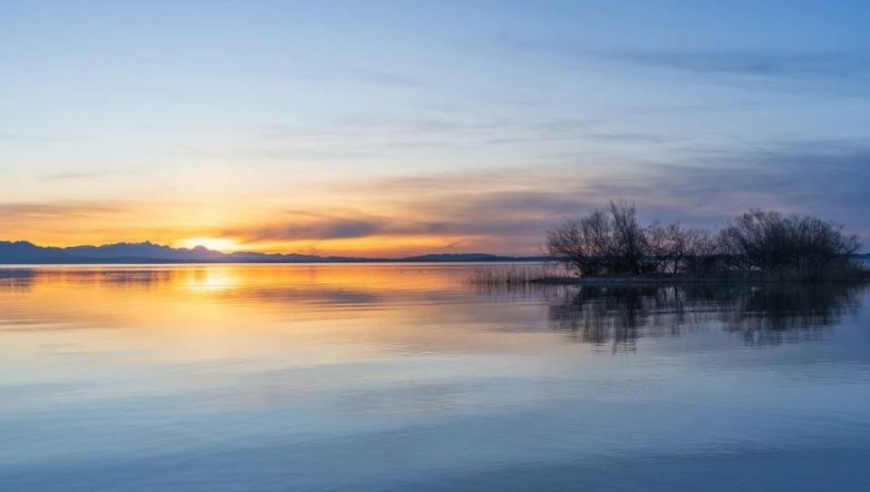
<box><xmin>463</xmin><ymin>264</ymin><xmax>571</xmax><ymax>286</ymax></box>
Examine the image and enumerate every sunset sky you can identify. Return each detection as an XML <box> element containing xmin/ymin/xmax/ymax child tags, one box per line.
<box><xmin>2</xmin><ymin>0</ymin><xmax>869</xmax><ymax>256</ymax></box>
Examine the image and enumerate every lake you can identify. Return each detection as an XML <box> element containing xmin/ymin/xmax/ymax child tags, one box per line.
<box><xmin>1</xmin><ymin>264</ymin><xmax>869</xmax><ymax>491</ymax></box>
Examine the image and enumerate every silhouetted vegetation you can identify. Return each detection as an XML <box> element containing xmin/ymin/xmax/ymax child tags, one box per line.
<box><xmin>463</xmin><ymin>264</ymin><xmax>572</xmax><ymax>287</ymax></box>
<box><xmin>545</xmin><ymin>200</ymin><xmax>649</xmax><ymax>276</ymax></box>
<box><xmin>719</xmin><ymin>209</ymin><xmax>862</xmax><ymax>280</ymax></box>
<box><xmin>545</xmin><ymin>200</ymin><xmax>866</xmax><ymax>282</ymax></box>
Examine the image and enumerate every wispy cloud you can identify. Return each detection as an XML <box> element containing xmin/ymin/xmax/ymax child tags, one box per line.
<box><xmin>245</xmin><ymin>115</ymin><xmax>665</xmax><ymax>163</ymax></box>
<box><xmin>0</xmin><ymin>201</ymin><xmax>127</xmax><ymax>219</ymax></box>
<box><xmin>0</xmin><ymin>132</ymin><xmax>90</xmax><ymax>143</ymax></box>
<box><xmin>173</xmin><ymin>144</ymin><xmax>241</xmax><ymax>164</ymax></box>
<box><xmin>232</xmin><ymin>217</ymin><xmax>387</xmax><ymax>242</ymax></box>
<box><xmin>306</xmin><ymin>139</ymin><xmax>870</xmax><ymax>250</ymax></box>
<box><xmin>5</xmin><ymin>143</ymin><xmax>869</xmax><ymax>254</ymax></box>
<box><xmin>603</xmin><ymin>50</ymin><xmax>870</xmax><ymax>80</ymax></box>
<box><xmin>39</xmin><ymin>171</ymin><xmax>119</xmax><ymax>182</ymax></box>
<box><xmin>135</xmin><ymin>53</ymin><xmax>427</xmax><ymax>90</ymax></box>
<box><xmin>488</xmin><ymin>32</ymin><xmax>870</xmax><ymax>95</ymax></box>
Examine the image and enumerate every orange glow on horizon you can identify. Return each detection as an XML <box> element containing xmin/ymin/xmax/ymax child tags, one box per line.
<box><xmin>177</xmin><ymin>237</ymin><xmax>242</xmax><ymax>252</ymax></box>
<box><xmin>0</xmin><ymin>194</ymin><xmax>540</xmax><ymax>256</ymax></box>
<box><xmin>246</xmin><ymin>234</ymin><xmax>491</xmax><ymax>258</ymax></box>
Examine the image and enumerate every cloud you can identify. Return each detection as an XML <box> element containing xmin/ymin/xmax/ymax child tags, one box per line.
<box><xmin>174</xmin><ymin>144</ymin><xmax>241</xmax><ymax>164</ymax></box>
<box><xmin>690</xmin><ymin>141</ymin><xmax>870</xmax><ymax>216</ymax></box>
<box><xmin>0</xmin><ymin>199</ymin><xmax>219</xmax><ymax>247</ymax></box>
<box><xmin>597</xmin><ymin>49</ymin><xmax>870</xmax><ymax>97</ymax></box>
<box><xmin>0</xmin><ymin>202</ymin><xmax>127</xmax><ymax>220</ymax></box>
<box><xmin>39</xmin><ymin>171</ymin><xmax>117</xmax><ymax>182</ymax></box>
<box><xmin>603</xmin><ymin>50</ymin><xmax>870</xmax><ymax>81</ymax></box>
<box><xmin>0</xmin><ymin>132</ymin><xmax>89</xmax><ymax>143</ymax></box>
<box><xmin>488</xmin><ymin>33</ymin><xmax>870</xmax><ymax>95</ymax></box>
<box><xmin>135</xmin><ymin>53</ymin><xmax>427</xmax><ymax>90</ymax></box>
<box><xmin>309</xmin><ymin>139</ymin><xmax>870</xmax><ymax>250</ymax></box>
<box><xmin>251</xmin><ymin>115</ymin><xmax>613</xmax><ymax>154</ymax></box>
<box><xmin>224</xmin><ymin>210</ymin><xmax>459</xmax><ymax>245</ymax></box>
<box><xmin>236</xmin><ymin>218</ymin><xmax>387</xmax><ymax>241</ymax></box>
<box><xmin>4</xmin><ymin>140</ymin><xmax>868</xmax><ymax>254</ymax></box>
<box><xmin>349</xmin><ymin>68</ymin><xmax>423</xmax><ymax>88</ymax></box>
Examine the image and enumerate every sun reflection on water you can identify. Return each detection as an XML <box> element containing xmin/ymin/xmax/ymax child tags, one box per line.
<box><xmin>183</xmin><ymin>267</ymin><xmax>241</xmax><ymax>293</ymax></box>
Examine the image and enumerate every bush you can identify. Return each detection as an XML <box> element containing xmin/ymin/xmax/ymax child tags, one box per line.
<box><xmin>546</xmin><ymin>200</ymin><xmax>647</xmax><ymax>276</ymax></box>
<box><xmin>720</xmin><ymin>210</ymin><xmax>861</xmax><ymax>280</ymax></box>
<box><xmin>547</xmin><ymin>202</ymin><xmax>864</xmax><ymax>281</ymax></box>
<box><xmin>546</xmin><ymin>209</ymin><xmax>612</xmax><ymax>276</ymax></box>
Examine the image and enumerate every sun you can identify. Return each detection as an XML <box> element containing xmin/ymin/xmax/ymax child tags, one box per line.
<box><xmin>179</xmin><ymin>237</ymin><xmax>240</xmax><ymax>252</ymax></box>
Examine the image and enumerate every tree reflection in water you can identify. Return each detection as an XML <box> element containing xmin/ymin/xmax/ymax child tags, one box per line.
<box><xmin>546</xmin><ymin>283</ymin><xmax>865</xmax><ymax>351</ymax></box>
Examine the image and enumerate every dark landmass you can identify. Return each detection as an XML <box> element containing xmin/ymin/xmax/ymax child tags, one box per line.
<box><xmin>543</xmin><ymin>202</ymin><xmax>866</xmax><ymax>283</ymax></box>
<box><xmin>0</xmin><ymin>241</ymin><xmax>546</xmax><ymax>264</ymax></box>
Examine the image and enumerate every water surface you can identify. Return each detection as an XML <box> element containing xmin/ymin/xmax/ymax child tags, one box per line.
<box><xmin>1</xmin><ymin>264</ymin><xmax>869</xmax><ymax>491</ymax></box>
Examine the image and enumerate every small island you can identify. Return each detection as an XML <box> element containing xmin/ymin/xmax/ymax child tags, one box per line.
<box><xmin>468</xmin><ymin>200</ymin><xmax>869</xmax><ymax>286</ymax></box>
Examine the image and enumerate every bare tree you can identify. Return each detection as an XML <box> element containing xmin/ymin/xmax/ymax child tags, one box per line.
<box><xmin>720</xmin><ymin>210</ymin><xmax>861</xmax><ymax>279</ymax></box>
<box><xmin>606</xmin><ymin>200</ymin><xmax>646</xmax><ymax>274</ymax></box>
<box><xmin>644</xmin><ymin>223</ymin><xmax>693</xmax><ymax>274</ymax></box>
<box><xmin>547</xmin><ymin>200</ymin><xmax>647</xmax><ymax>276</ymax></box>
<box><xmin>546</xmin><ymin>210</ymin><xmax>612</xmax><ymax>276</ymax></box>
<box><xmin>683</xmin><ymin>229</ymin><xmax>727</xmax><ymax>276</ymax></box>
<box><xmin>547</xmin><ymin>201</ymin><xmax>863</xmax><ymax>281</ymax></box>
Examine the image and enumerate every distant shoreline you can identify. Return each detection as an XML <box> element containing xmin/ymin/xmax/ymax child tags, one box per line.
<box><xmin>0</xmin><ymin>258</ymin><xmax>549</xmax><ymax>266</ymax></box>
<box><xmin>0</xmin><ymin>241</ymin><xmax>551</xmax><ymax>265</ymax></box>
<box><xmin>1</xmin><ymin>240</ymin><xmax>866</xmax><ymax>266</ymax></box>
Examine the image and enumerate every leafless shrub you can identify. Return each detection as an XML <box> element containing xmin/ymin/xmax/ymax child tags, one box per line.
<box><xmin>547</xmin><ymin>202</ymin><xmax>864</xmax><ymax>281</ymax></box>
<box><xmin>607</xmin><ymin>200</ymin><xmax>647</xmax><ymax>274</ymax></box>
<box><xmin>644</xmin><ymin>223</ymin><xmax>695</xmax><ymax>274</ymax></box>
<box><xmin>720</xmin><ymin>210</ymin><xmax>862</xmax><ymax>280</ymax></box>
<box><xmin>546</xmin><ymin>200</ymin><xmax>647</xmax><ymax>276</ymax></box>
<box><xmin>546</xmin><ymin>210</ymin><xmax>607</xmax><ymax>276</ymax></box>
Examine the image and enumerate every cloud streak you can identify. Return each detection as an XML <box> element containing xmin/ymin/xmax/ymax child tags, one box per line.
<box><xmin>603</xmin><ymin>50</ymin><xmax>870</xmax><ymax>81</ymax></box>
<box><xmin>4</xmin><ymin>140</ymin><xmax>869</xmax><ymax>255</ymax></box>
<box><xmin>489</xmin><ymin>33</ymin><xmax>870</xmax><ymax>95</ymax></box>
<box><xmin>39</xmin><ymin>171</ymin><xmax>119</xmax><ymax>182</ymax></box>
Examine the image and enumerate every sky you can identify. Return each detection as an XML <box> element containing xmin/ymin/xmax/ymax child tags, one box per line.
<box><xmin>1</xmin><ymin>0</ymin><xmax>869</xmax><ymax>256</ymax></box>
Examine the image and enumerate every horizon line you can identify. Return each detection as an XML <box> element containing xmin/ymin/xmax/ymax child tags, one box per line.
<box><xmin>0</xmin><ymin>239</ymin><xmax>546</xmax><ymax>260</ymax></box>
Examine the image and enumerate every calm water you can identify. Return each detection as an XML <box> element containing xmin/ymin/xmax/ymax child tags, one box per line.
<box><xmin>1</xmin><ymin>264</ymin><xmax>869</xmax><ymax>491</ymax></box>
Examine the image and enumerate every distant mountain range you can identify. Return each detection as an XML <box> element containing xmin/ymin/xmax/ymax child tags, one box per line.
<box><xmin>0</xmin><ymin>241</ymin><xmax>544</xmax><ymax>264</ymax></box>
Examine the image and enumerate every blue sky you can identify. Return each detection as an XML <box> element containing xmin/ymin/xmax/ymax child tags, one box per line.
<box><xmin>1</xmin><ymin>1</ymin><xmax>868</xmax><ymax>254</ymax></box>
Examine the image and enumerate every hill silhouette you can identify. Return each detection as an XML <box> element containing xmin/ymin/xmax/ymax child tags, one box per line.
<box><xmin>0</xmin><ymin>241</ymin><xmax>541</xmax><ymax>264</ymax></box>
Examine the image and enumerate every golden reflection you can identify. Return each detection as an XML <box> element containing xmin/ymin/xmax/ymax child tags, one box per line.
<box><xmin>0</xmin><ymin>265</ymin><xmax>553</xmax><ymax>370</ymax></box>
<box><xmin>183</xmin><ymin>267</ymin><xmax>241</xmax><ymax>293</ymax></box>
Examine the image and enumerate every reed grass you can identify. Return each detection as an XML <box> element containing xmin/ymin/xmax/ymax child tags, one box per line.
<box><xmin>464</xmin><ymin>260</ymin><xmax>869</xmax><ymax>288</ymax></box>
<box><xmin>462</xmin><ymin>264</ymin><xmax>572</xmax><ymax>286</ymax></box>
